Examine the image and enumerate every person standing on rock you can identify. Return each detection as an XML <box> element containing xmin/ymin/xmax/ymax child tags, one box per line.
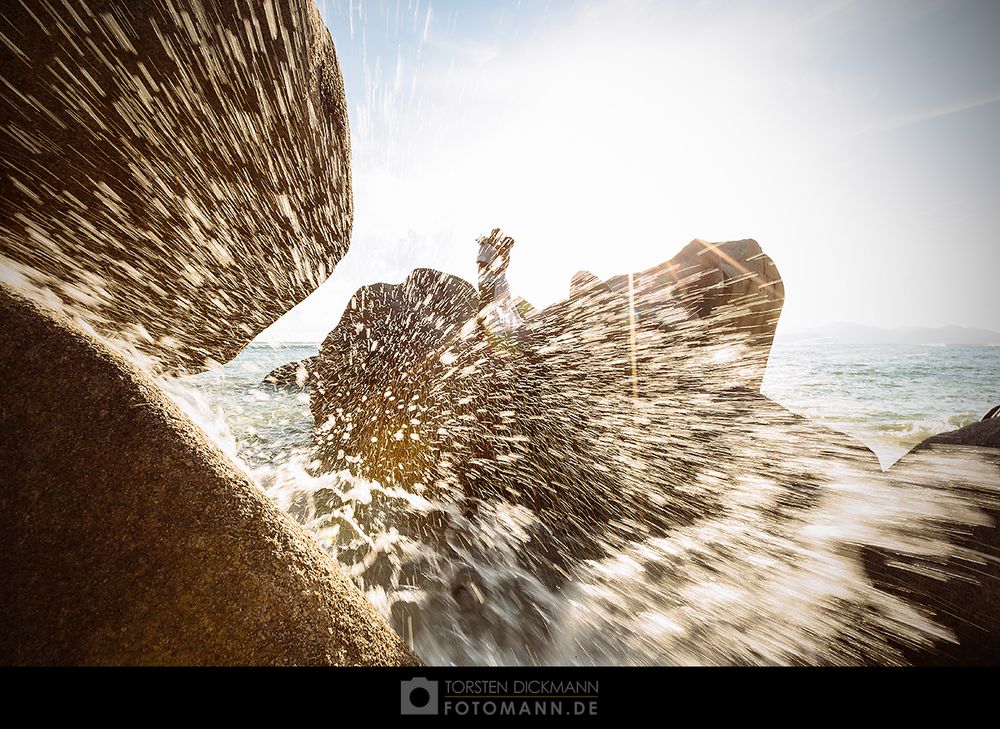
<box><xmin>476</xmin><ymin>228</ymin><xmax>523</xmax><ymax>335</ymax></box>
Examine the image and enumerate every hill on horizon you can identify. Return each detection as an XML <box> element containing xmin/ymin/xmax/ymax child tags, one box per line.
<box><xmin>775</xmin><ymin>322</ymin><xmax>1000</xmax><ymax>346</ymax></box>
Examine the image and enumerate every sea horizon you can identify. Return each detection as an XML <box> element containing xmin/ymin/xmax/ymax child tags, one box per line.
<box><xmin>204</xmin><ymin>339</ymin><xmax>999</xmax><ymax>473</ymax></box>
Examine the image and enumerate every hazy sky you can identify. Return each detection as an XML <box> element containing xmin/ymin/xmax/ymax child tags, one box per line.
<box><xmin>258</xmin><ymin>0</ymin><xmax>1000</xmax><ymax>341</ymax></box>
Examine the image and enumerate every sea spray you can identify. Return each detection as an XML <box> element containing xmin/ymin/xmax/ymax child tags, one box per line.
<box><xmin>161</xmin><ymin>344</ymin><xmax>1000</xmax><ymax>665</ymax></box>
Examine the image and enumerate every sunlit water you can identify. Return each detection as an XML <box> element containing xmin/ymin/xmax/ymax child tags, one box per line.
<box><xmin>181</xmin><ymin>342</ymin><xmax>1000</xmax><ymax>471</ymax></box>
<box><xmin>168</xmin><ymin>340</ymin><xmax>1000</xmax><ymax>665</ymax></box>
<box><xmin>763</xmin><ymin>343</ymin><xmax>1000</xmax><ymax>468</ymax></box>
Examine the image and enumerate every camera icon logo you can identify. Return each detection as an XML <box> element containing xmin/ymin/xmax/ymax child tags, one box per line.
<box><xmin>400</xmin><ymin>677</ymin><xmax>439</xmax><ymax>715</ymax></box>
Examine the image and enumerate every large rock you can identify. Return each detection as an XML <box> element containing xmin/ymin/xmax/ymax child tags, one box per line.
<box><xmin>263</xmin><ymin>356</ymin><xmax>318</xmax><ymax>390</ymax></box>
<box><xmin>304</xmin><ymin>243</ymin><xmax>1000</xmax><ymax>665</ymax></box>
<box><xmin>0</xmin><ymin>287</ymin><xmax>418</xmax><ymax>666</ymax></box>
<box><xmin>0</xmin><ymin>0</ymin><xmax>352</xmax><ymax>373</ymax></box>
<box><xmin>309</xmin><ymin>246</ymin><xmax>907</xmax><ymax>662</ymax></box>
<box><xmin>308</xmin><ymin>241</ymin><xmax>854</xmax><ymax>592</ymax></box>
<box><xmin>310</xmin><ymin>268</ymin><xmax>478</xmax><ymax>475</ymax></box>
<box><xmin>622</xmin><ymin>238</ymin><xmax>784</xmax><ymax>388</ymax></box>
<box><xmin>863</xmin><ymin>417</ymin><xmax>1000</xmax><ymax>665</ymax></box>
<box><xmin>313</xmin><ymin>239</ymin><xmax>787</xmax><ymax>483</ymax></box>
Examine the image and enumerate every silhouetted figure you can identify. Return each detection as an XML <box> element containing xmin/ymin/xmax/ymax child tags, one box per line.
<box><xmin>476</xmin><ymin>228</ymin><xmax>523</xmax><ymax>334</ymax></box>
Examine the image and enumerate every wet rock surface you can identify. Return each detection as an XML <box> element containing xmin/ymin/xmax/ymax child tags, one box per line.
<box><xmin>0</xmin><ymin>287</ymin><xmax>418</xmax><ymax>666</ymax></box>
<box><xmin>0</xmin><ymin>0</ymin><xmax>354</xmax><ymax>373</ymax></box>
<box><xmin>862</xmin><ymin>417</ymin><xmax>1000</xmax><ymax>665</ymax></box>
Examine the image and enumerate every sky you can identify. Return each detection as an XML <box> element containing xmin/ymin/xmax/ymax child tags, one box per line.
<box><xmin>257</xmin><ymin>0</ymin><xmax>1000</xmax><ymax>341</ymax></box>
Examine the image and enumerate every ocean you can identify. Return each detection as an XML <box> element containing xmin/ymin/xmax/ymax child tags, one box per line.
<box><xmin>763</xmin><ymin>342</ymin><xmax>999</xmax><ymax>467</ymax></box>
<box><xmin>172</xmin><ymin>339</ymin><xmax>1000</xmax><ymax>664</ymax></box>
<box><xmin>180</xmin><ymin>341</ymin><xmax>1000</xmax><ymax>471</ymax></box>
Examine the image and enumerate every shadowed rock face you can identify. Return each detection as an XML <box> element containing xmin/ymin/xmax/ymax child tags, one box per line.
<box><xmin>569</xmin><ymin>271</ymin><xmax>602</xmax><ymax>299</ymax></box>
<box><xmin>311</xmin><ymin>268</ymin><xmax>478</xmax><ymax>477</ymax></box>
<box><xmin>264</xmin><ymin>356</ymin><xmax>318</xmax><ymax>390</ymax></box>
<box><xmin>0</xmin><ymin>287</ymin><xmax>418</xmax><ymax>666</ymax></box>
<box><xmin>624</xmin><ymin>238</ymin><xmax>784</xmax><ymax>388</ymax></box>
<box><xmin>308</xmin><ymin>242</ymin><xmax>846</xmax><ymax>576</ymax></box>
<box><xmin>864</xmin><ymin>418</ymin><xmax>1000</xmax><ymax>665</ymax></box>
<box><xmin>312</xmin><ymin>239</ymin><xmax>786</xmax><ymax>483</ymax></box>
<box><xmin>303</xmin><ymin>243</ymin><xmax>1000</xmax><ymax>664</ymax></box>
<box><xmin>0</xmin><ymin>0</ymin><xmax>352</xmax><ymax>373</ymax></box>
<box><xmin>919</xmin><ymin>417</ymin><xmax>1000</xmax><ymax>449</ymax></box>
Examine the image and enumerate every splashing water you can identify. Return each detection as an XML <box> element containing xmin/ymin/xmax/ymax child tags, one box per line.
<box><xmin>4</xmin><ymin>0</ymin><xmax>998</xmax><ymax>667</ymax></box>
<box><xmin>763</xmin><ymin>343</ymin><xmax>999</xmax><ymax>469</ymax></box>
<box><xmin>166</xmin><ymin>328</ymin><xmax>998</xmax><ymax>667</ymax></box>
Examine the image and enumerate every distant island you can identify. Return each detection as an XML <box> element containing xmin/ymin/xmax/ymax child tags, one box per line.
<box><xmin>775</xmin><ymin>322</ymin><xmax>1000</xmax><ymax>346</ymax></box>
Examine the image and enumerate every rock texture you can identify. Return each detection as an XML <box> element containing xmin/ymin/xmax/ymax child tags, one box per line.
<box><xmin>917</xmin><ymin>417</ymin><xmax>1000</xmax><ymax>449</ymax></box>
<box><xmin>264</xmin><ymin>356</ymin><xmax>318</xmax><ymax>390</ymax></box>
<box><xmin>309</xmin><ymin>241</ymin><xmax>837</xmax><ymax>578</ymax></box>
<box><xmin>864</xmin><ymin>417</ymin><xmax>1000</xmax><ymax>665</ymax></box>
<box><xmin>312</xmin><ymin>238</ymin><xmax>788</xmax><ymax>473</ymax></box>
<box><xmin>310</xmin><ymin>268</ymin><xmax>478</xmax><ymax>474</ymax></box>
<box><xmin>512</xmin><ymin>296</ymin><xmax>538</xmax><ymax>320</ymax></box>
<box><xmin>569</xmin><ymin>271</ymin><xmax>602</xmax><ymax>299</ymax></box>
<box><xmin>0</xmin><ymin>0</ymin><xmax>352</xmax><ymax>373</ymax></box>
<box><xmin>632</xmin><ymin>238</ymin><xmax>784</xmax><ymax>387</ymax></box>
<box><xmin>0</xmin><ymin>287</ymin><xmax>418</xmax><ymax>666</ymax></box>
